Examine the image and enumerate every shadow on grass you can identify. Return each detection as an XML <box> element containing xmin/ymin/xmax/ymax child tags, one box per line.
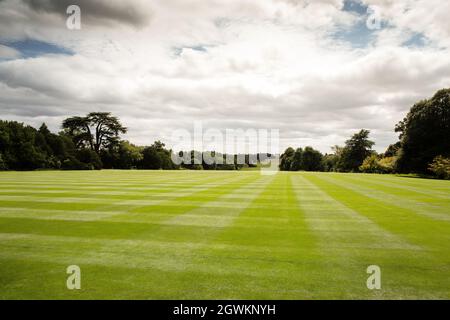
<box><xmin>394</xmin><ymin>173</ymin><xmax>447</xmax><ymax>181</ymax></box>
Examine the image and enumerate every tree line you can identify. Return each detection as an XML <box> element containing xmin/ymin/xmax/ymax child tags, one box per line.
<box><xmin>0</xmin><ymin>112</ymin><xmax>263</xmax><ymax>171</ymax></box>
<box><xmin>280</xmin><ymin>88</ymin><xmax>450</xmax><ymax>179</ymax></box>
<box><xmin>1</xmin><ymin>88</ymin><xmax>449</xmax><ymax>178</ymax></box>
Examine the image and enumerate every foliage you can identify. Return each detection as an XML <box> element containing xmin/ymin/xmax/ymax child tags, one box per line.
<box><xmin>321</xmin><ymin>153</ymin><xmax>339</xmax><ymax>172</ymax></box>
<box><xmin>378</xmin><ymin>156</ymin><xmax>396</xmax><ymax>173</ymax></box>
<box><xmin>0</xmin><ymin>153</ymin><xmax>7</xmax><ymax>170</ymax></box>
<box><xmin>428</xmin><ymin>156</ymin><xmax>450</xmax><ymax>179</ymax></box>
<box><xmin>359</xmin><ymin>154</ymin><xmax>396</xmax><ymax>174</ymax></box>
<box><xmin>62</xmin><ymin>112</ymin><xmax>127</xmax><ymax>154</ymax></box>
<box><xmin>279</xmin><ymin>146</ymin><xmax>323</xmax><ymax>171</ymax></box>
<box><xmin>0</xmin><ymin>120</ymin><xmax>75</xmax><ymax>170</ymax></box>
<box><xmin>337</xmin><ymin>129</ymin><xmax>375</xmax><ymax>172</ymax></box>
<box><xmin>139</xmin><ymin>141</ymin><xmax>177</xmax><ymax>170</ymax></box>
<box><xmin>279</xmin><ymin>147</ymin><xmax>295</xmax><ymax>171</ymax></box>
<box><xmin>300</xmin><ymin>146</ymin><xmax>324</xmax><ymax>171</ymax></box>
<box><xmin>384</xmin><ymin>142</ymin><xmax>401</xmax><ymax>157</ymax></box>
<box><xmin>395</xmin><ymin>88</ymin><xmax>450</xmax><ymax>173</ymax></box>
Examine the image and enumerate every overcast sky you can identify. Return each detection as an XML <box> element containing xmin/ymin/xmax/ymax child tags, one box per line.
<box><xmin>0</xmin><ymin>0</ymin><xmax>449</xmax><ymax>153</ymax></box>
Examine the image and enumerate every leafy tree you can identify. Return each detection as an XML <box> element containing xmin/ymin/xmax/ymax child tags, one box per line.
<box><xmin>75</xmin><ymin>149</ymin><xmax>102</xmax><ymax>170</ymax></box>
<box><xmin>62</xmin><ymin>112</ymin><xmax>127</xmax><ymax>154</ymax></box>
<box><xmin>384</xmin><ymin>141</ymin><xmax>401</xmax><ymax>158</ymax></box>
<box><xmin>279</xmin><ymin>146</ymin><xmax>323</xmax><ymax>171</ymax></box>
<box><xmin>118</xmin><ymin>141</ymin><xmax>143</xmax><ymax>169</ymax></box>
<box><xmin>101</xmin><ymin>140</ymin><xmax>143</xmax><ymax>169</ymax></box>
<box><xmin>300</xmin><ymin>146</ymin><xmax>323</xmax><ymax>171</ymax></box>
<box><xmin>140</xmin><ymin>146</ymin><xmax>162</xmax><ymax>169</ymax></box>
<box><xmin>279</xmin><ymin>147</ymin><xmax>295</xmax><ymax>171</ymax></box>
<box><xmin>322</xmin><ymin>154</ymin><xmax>339</xmax><ymax>172</ymax></box>
<box><xmin>290</xmin><ymin>148</ymin><xmax>303</xmax><ymax>171</ymax></box>
<box><xmin>338</xmin><ymin>129</ymin><xmax>375</xmax><ymax>172</ymax></box>
<box><xmin>395</xmin><ymin>88</ymin><xmax>450</xmax><ymax>173</ymax></box>
<box><xmin>0</xmin><ymin>120</ymin><xmax>46</xmax><ymax>170</ymax></box>
<box><xmin>0</xmin><ymin>153</ymin><xmax>7</xmax><ymax>170</ymax></box>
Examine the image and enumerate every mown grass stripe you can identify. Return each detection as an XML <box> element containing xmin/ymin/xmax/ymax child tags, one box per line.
<box><xmin>316</xmin><ymin>174</ymin><xmax>450</xmax><ymax>221</ymax></box>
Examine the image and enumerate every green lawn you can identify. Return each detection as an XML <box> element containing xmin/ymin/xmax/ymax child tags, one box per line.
<box><xmin>0</xmin><ymin>170</ymin><xmax>449</xmax><ymax>299</ymax></box>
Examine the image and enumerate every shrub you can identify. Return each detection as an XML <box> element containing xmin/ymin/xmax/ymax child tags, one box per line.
<box><xmin>428</xmin><ymin>156</ymin><xmax>450</xmax><ymax>179</ymax></box>
<box><xmin>360</xmin><ymin>155</ymin><xmax>396</xmax><ymax>174</ymax></box>
<box><xmin>378</xmin><ymin>156</ymin><xmax>396</xmax><ymax>173</ymax></box>
<box><xmin>359</xmin><ymin>154</ymin><xmax>381</xmax><ymax>173</ymax></box>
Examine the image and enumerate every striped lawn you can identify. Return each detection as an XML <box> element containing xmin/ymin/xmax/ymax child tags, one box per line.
<box><xmin>0</xmin><ymin>170</ymin><xmax>448</xmax><ymax>299</ymax></box>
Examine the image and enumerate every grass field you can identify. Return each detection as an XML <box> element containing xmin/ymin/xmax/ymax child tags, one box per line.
<box><xmin>0</xmin><ymin>170</ymin><xmax>449</xmax><ymax>299</ymax></box>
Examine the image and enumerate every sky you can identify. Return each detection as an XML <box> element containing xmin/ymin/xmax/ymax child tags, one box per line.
<box><xmin>0</xmin><ymin>0</ymin><xmax>449</xmax><ymax>153</ymax></box>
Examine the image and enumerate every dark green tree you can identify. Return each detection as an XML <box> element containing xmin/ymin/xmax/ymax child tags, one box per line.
<box><xmin>290</xmin><ymin>148</ymin><xmax>303</xmax><ymax>171</ymax></box>
<box><xmin>279</xmin><ymin>147</ymin><xmax>295</xmax><ymax>171</ymax></box>
<box><xmin>140</xmin><ymin>146</ymin><xmax>162</xmax><ymax>169</ymax></box>
<box><xmin>62</xmin><ymin>112</ymin><xmax>127</xmax><ymax>154</ymax></box>
<box><xmin>395</xmin><ymin>88</ymin><xmax>450</xmax><ymax>173</ymax></box>
<box><xmin>300</xmin><ymin>146</ymin><xmax>324</xmax><ymax>171</ymax></box>
<box><xmin>338</xmin><ymin>129</ymin><xmax>375</xmax><ymax>172</ymax></box>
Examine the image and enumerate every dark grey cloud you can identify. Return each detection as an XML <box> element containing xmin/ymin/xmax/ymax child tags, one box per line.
<box><xmin>23</xmin><ymin>0</ymin><xmax>153</xmax><ymax>28</ymax></box>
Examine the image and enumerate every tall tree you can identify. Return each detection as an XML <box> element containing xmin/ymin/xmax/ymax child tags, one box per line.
<box><xmin>279</xmin><ymin>147</ymin><xmax>295</xmax><ymax>171</ymax></box>
<box><xmin>338</xmin><ymin>129</ymin><xmax>375</xmax><ymax>172</ymax></box>
<box><xmin>395</xmin><ymin>88</ymin><xmax>450</xmax><ymax>173</ymax></box>
<box><xmin>62</xmin><ymin>112</ymin><xmax>127</xmax><ymax>154</ymax></box>
<box><xmin>290</xmin><ymin>148</ymin><xmax>303</xmax><ymax>171</ymax></box>
<box><xmin>300</xmin><ymin>146</ymin><xmax>323</xmax><ymax>171</ymax></box>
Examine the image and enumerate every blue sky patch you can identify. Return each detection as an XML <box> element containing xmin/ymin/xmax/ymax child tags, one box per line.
<box><xmin>0</xmin><ymin>39</ymin><xmax>74</xmax><ymax>58</ymax></box>
<box><xmin>173</xmin><ymin>45</ymin><xmax>209</xmax><ymax>56</ymax></box>
<box><xmin>332</xmin><ymin>20</ymin><xmax>378</xmax><ymax>48</ymax></box>
<box><xmin>402</xmin><ymin>33</ymin><xmax>428</xmax><ymax>48</ymax></box>
<box><xmin>333</xmin><ymin>0</ymin><xmax>387</xmax><ymax>48</ymax></box>
<box><xmin>342</xmin><ymin>0</ymin><xmax>368</xmax><ymax>15</ymax></box>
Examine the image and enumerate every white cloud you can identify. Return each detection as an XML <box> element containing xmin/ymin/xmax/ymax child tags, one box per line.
<box><xmin>0</xmin><ymin>45</ymin><xmax>20</xmax><ymax>59</ymax></box>
<box><xmin>0</xmin><ymin>0</ymin><xmax>449</xmax><ymax>153</ymax></box>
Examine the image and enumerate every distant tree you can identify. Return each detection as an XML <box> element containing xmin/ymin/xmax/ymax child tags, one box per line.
<box><xmin>0</xmin><ymin>153</ymin><xmax>6</xmax><ymax>170</ymax></box>
<box><xmin>101</xmin><ymin>140</ymin><xmax>143</xmax><ymax>169</ymax></box>
<box><xmin>338</xmin><ymin>129</ymin><xmax>375</xmax><ymax>172</ymax></box>
<box><xmin>0</xmin><ymin>120</ymin><xmax>46</xmax><ymax>170</ymax></box>
<box><xmin>141</xmin><ymin>146</ymin><xmax>162</xmax><ymax>169</ymax></box>
<box><xmin>322</xmin><ymin>154</ymin><xmax>338</xmax><ymax>172</ymax></box>
<box><xmin>300</xmin><ymin>146</ymin><xmax>323</xmax><ymax>171</ymax></box>
<box><xmin>395</xmin><ymin>88</ymin><xmax>450</xmax><ymax>173</ymax></box>
<box><xmin>75</xmin><ymin>149</ymin><xmax>102</xmax><ymax>170</ymax></box>
<box><xmin>62</xmin><ymin>112</ymin><xmax>127</xmax><ymax>154</ymax></box>
<box><xmin>119</xmin><ymin>141</ymin><xmax>143</xmax><ymax>169</ymax></box>
<box><xmin>289</xmin><ymin>148</ymin><xmax>303</xmax><ymax>171</ymax></box>
<box><xmin>279</xmin><ymin>147</ymin><xmax>295</xmax><ymax>171</ymax></box>
<box><xmin>279</xmin><ymin>146</ymin><xmax>323</xmax><ymax>171</ymax></box>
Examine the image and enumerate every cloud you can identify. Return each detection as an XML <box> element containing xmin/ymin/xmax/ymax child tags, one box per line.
<box><xmin>0</xmin><ymin>44</ymin><xmax>20</xmax><ymax>59</ymax></box>
<box><xmin>22</xmin><ymin>0</ymin><xmax>153</xmax><ymax>28</ymax></box>
<box><xmin>0</xmin><ymin>0</ymin><xmax>449</xmax><ymax>153</ymax></box>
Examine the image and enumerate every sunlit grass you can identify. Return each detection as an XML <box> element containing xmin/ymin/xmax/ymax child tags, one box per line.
<box><xmin>0</xmin><ymin>170</ymin><xmax>448</xmax><ymax>299</ymax></box>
